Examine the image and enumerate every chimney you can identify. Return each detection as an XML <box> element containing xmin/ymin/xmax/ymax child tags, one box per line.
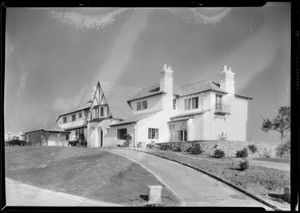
<box><xmin>160</xmin><ymin>64</ymin><xmax>173</xmax><ymax>94</ymax></box>
<box><xmin>160</xmin><ymin>64</ymin><xmax>174</xmax><ymax>112</ymax></box>
<box><xmin>220</xmin><ymin>65</ymin><xmax>235</xmax><ymax>94</ymax></box>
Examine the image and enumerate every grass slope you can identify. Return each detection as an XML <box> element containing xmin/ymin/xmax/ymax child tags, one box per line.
<box><xmin>5</xmin><ymin>146</ymin><xmax>179</xmax><ymax>206</ymax></box>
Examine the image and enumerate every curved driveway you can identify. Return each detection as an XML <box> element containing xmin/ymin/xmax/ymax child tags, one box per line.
<box><xmin>108</xmin><ymin>149</ymin><xmax>273</xmax><ymax>210</ymax></box>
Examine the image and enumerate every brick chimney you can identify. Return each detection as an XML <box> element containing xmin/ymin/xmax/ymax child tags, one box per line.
<box><xmin>220</xmin><ymin>65</ymin><xmax>235</xmax><ymax>94</ymax></box>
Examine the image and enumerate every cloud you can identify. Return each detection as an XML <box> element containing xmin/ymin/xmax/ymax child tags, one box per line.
<box><xmin>189</xmin><ymin>8</ymin><xmax>231</xmax><ymax>24</ymax></box>
<box><xmin>49</xmin><ymin>8</ymin><xmax>130</xmax><ymax>30</ymax></box>
<box><xmin>52</xmin><ymin>85</ymin><xmax>88</xmax><ymax>112</ymax></box>
<box><xmin>17</xmin><ymin>64</ymin><xmax>28</xmax><ymax>97</ymax></box>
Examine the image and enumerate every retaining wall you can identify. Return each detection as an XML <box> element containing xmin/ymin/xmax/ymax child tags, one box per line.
<box><xmin>155</xmin><ymin>140</ymin><xmax>278</xmax><ymax>158</ymax></box>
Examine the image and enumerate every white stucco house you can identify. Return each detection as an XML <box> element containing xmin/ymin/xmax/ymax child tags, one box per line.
<box><xmin>56</xmin><ymin>64</ymin><xmax>252</xmax><ymax>148</ymax></box>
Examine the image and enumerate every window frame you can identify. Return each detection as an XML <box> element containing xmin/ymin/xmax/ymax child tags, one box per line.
<box><xmin>148</xmin><ymin>128</ymin><xmax>159</xmax><ymax>139</ymax></box>
<box><xmin>185</xmin><ymin>97</ymin><xmax>199</xmax><ymax>110</ymax></box>
<box><xmin>63</xmin><ymin>117</ymin><xmax>67</xmax><ymax>123</ymax></box>
<box><xmin>137</xmin><ymin>100</ymin><xmax>148</xmax><ymax>111</ymax></box>
<box><xmin>78</xmin><ymin>112</ymin><xmax>82</xmax><ymax>118</ymax></box>
<box><xmin>117</xmin><ymin>128</ymin><xmax>127</xmax><ymax>140</ymax></box>
<box><xmin>72</xmin><ymin>114</ymin><xmax>76</xmax><ymax>121</ymax></box>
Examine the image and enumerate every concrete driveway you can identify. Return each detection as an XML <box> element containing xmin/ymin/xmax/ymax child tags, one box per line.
<box><xmin>5</xmin><ymin>178</ymin><xmax>122</xmax><ymax>206</ymax></box>
<box><xmin>108</xmin><ymin>149</ymin><xmax>274</xmax><ymax>210</ymax></box>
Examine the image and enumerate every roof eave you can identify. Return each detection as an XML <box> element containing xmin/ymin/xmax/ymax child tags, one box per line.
<box><xmin>127</xmin><ymin>91</ymin><xmax>165</xmax><ymax>102</ymax></box>
<box><xmin>235</xmin><ymin>94</ymin><xmax>253</xmax><ymax>100</ymax></box>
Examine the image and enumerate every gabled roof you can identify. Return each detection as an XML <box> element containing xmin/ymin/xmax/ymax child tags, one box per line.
<box><xmin>110</xmin><ymin>110</ymin><xmax>162</xmax><ymax>127</ymax></box>
<box><xmin>180</xmin><ymin>80</ymin><xmax>227</xmax><ymax>97</ymax></box>
<box><xmin>99</xmin><ymin>81</ymin><xmax>141</xmax><ymax>120</ymax></box>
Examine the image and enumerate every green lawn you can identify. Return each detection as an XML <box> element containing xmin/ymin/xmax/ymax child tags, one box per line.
<box><xmin>5</xmin><ymin>146</ymin><xmax>180</xmax><ymax>206</ymax></box>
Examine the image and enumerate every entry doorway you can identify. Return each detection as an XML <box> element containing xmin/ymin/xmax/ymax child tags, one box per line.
<box><xmin>97</xmin><ymin>126</ymin><xmax>103</xmax><ymax>147</ymax></box>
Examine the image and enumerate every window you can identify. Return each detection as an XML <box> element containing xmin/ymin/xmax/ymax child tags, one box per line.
<box><xmin>184</xmin><ymin>97</ymin><xmax>198</xmax><ymax>110</ymax></box>
<box><xmin>137</xmin><ymin>100</ymin><xmax>148</xmax><ymax>111</ymax></box>
<box><xmin>95</xmin><ymin>106</ymin><xmax>99</xmax><ymax>118</ymax></box>
<box><xmin>216</xmin><ymin>94</ymin><xmax>223</xmax><ymax>110</ymax></box>
<box><xmin>100</xmin><ymin>107</ymin><xmax>104</xmax><ymax>117</ymax></box>
<box><xmin>79</xmin><ymin>112</ymin><xmax>82</xmax><ymax>118</ymax></box>
<box><xmin>173</xmin><ymin>99</ymin><xmax>176</xmax><ymax>110</ymax></box>
<box><xmin>63</xmin><ymin>117</ymin><xmax>67</xmax><ymax>123</ymax></box>
<box><xmin>72</xmin><ymin>114</ymin><xmax>76</xmax><ymax>121</ymax></box>
<box><xmin>117</xmin><ymin>128</ymin><xmax>127</xmax><ymax>140</ymax></box>
<box><xmin>137</xmin><ymin>102</ymin><xmax>142</xmax><ymax>111</ymax></box>
<box><xmin>142</xmin><ymin>101</ymin><xmax>147</xmax><ymax>109</ymax></box>
<box><xmin>148</xmin><ymin>128</ymin><xmax>159</xmax><ymax>139</ymax></box>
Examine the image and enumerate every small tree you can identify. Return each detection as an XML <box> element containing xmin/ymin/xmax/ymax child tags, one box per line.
<box><xmin>218</xmin><ymin>132</ymin><xmax>228</xmax><ymax>141</ymax></box>
<box><xmin>122</xmin><ymin>133</ymin><xmax>132</xmax><ymax>147</ymax></box>
<box><xmin>261</xmin><ymin>106</ymin><xmax>290</xmax><ymax>145</ymax></box>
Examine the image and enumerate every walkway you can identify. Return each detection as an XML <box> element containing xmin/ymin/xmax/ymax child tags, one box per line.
<box><xmin>5</xmin><ymin>178</ymin><xmax>122</xmax><ymax>206</ymax></box>
<box><xmin>108</xmin><ymin>149</ymin><xmax>273</xmax><ymax>210</ymax></box>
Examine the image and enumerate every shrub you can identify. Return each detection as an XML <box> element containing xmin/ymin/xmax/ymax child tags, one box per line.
<box><xmin>276</xmin><ymin>141</ymin><xmax>290</xmax><ymax>159</ymax></box>
<box><xmin>122</xmin><ymin>140</ymin><xmax>131</xmax><ymax>148</ymax></box>
<box><xmin>122</xmin><ymin>133</ymin><xmax>132</xmax><ymax>142</ymax></box>
<box><xmin>172</xmin><ymin>146</ymin><xmax>181</xmax><ymax>152</ymax></box>
<box><xmin>248</xmin><ymin>144</ymin><xmax>258</xmax><ymax>154</ymax></box>
<box><xmin>236</xmin><ymin>148</ymin><xmax>248</xmax><ymax>158</ymax></box>
<box><xmin>238</xmin><ymin>159</ymin><xmax>249</xmax><ymax>171</ymax></box>
<box><xmin>189</xmin><ymin>144</ymin><xmax>203</xmax><ymax>155</ymax></box>
<box><xmin>158</xmin><ymin>143</ymin><xmax>173</xmax><ymax>151</ymax></box>
<box><xmin>218</xmin><ymin>132</ymin><xmax>228</xmax><ymax>141</ymax></box>
<box><xmin>146</xmin><ymin>143</ymin><xmax>155</xmax><ymax>149</ymax></box>
<box><xmin>263</xmin><ymin>150</ymin><xmax>271</xmax><ymax>158</ymax></box>
<box><xmin>137</xmin><ymin>142</ymin><xmax>142</xmax><ymax>148</ymax></box>
<box><xmin>6</xmin><ymin>139</ymin><xmax>26</xmax><ymax>146</ymax></box>
<box><xmin>213</xmin><ymin>149</ymin><xmax>225</xmax><ymax>158</ymax></box>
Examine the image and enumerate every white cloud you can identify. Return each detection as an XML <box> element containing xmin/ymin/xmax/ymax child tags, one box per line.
<box><xmin>52</xmin><ymin>85</ymin><xmax>88</xmax><ymax>112</ymax></box>
<box><xmin>49</xmin><ymin>8</ymin><xmax>129</xmax><ymax>30</ymax></box>
<box><xmin>189</xmin><ymin>8</ymin><xmax>231</xmax><ymax>24</ymax></box>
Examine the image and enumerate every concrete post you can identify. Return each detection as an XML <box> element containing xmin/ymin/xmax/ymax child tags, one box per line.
<box><xmin>148</xmin><ymin>185</ymin><xmax>162</xmax><ymax>204</ymax></box>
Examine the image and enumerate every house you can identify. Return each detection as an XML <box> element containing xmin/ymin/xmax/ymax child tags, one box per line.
<box><xmin>25</xmin><ymin>128</ymin><xmax>70</xmax><ymax>146</ymax></box>
<box><xmin>56</xmin><ymin>64</ymin><xmax>252</xmax><ymax>148</ymax></box>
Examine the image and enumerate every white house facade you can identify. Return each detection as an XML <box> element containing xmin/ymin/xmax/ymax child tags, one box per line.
<box><xmin>56</xmin><ymin>64</ymin><xmax>252</xmax><ymax>148</ymax></box>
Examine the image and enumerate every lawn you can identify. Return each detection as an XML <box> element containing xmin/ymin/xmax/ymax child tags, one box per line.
<box><xmin>5</xmin><ymin>146</ymin><xmax>180</xmax><ymax>206</ymax></box>
<box><xmin>139</xmin><ymin>148</ymin><xmax>290</xmax><ymax>209</ymax></box>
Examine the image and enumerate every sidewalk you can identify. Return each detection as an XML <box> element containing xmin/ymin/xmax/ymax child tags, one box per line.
<box><xmin>108</xmin><ymin>149</ymin><xmax>274</xmax><ymax>210</ymax></box>
<box><xmin>5</xmin><ymin>178</ymin><xmax>123</xmax><ymax>206</ymax></box>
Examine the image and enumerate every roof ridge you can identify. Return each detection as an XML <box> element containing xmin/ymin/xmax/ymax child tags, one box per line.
<box><xmin>181</xmin><ymin>79</ymin><xmax>211</xmax><ymax>88</ymax></box>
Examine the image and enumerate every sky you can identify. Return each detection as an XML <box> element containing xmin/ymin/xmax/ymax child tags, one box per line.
<box><xmin>4</xmin><ymin>3</ymin><xmax>291</xmax><ymax>144</ymax></box>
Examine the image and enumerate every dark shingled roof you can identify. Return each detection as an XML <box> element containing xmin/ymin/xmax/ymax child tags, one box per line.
<box><xmin>127</xmin><ymin>80</ymin><xmax>227</xmax><ymax>101</ymax></box>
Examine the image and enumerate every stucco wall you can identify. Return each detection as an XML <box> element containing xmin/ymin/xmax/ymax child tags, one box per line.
<box><xmin>130</xmin><ymin>95</ymin><xmax>163</xmax><ymax>115</ymax></box>
<box><xmin>205</xmin><ymin>93</ymin><xmax>248</xmax><ymax>141</ymax></box>
<box><xmin>104</xmin><ymin>124</ymin><xmax>135</xmax><ymax>147</ymax></box>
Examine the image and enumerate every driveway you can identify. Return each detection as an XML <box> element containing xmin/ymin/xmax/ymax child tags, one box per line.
<box><xmin>108</xmin><ymin>149</ymin><xmax>273</xmax><ymax>210</ymax></box>
<box><xmin>5</xmin><ymin>178</ymin><xmax>122</xmax><ymax>206</ymax></box>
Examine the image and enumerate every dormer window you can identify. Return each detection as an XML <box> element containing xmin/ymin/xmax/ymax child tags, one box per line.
<box><xmin>184</xmin><ymin>97</ymin><xmax>198</xmax><ymax>110</ymax></box>
<box><xmin>137</xmin><ymin>100</ymin><xmax>147</xmax><ymax>111</ymax></box>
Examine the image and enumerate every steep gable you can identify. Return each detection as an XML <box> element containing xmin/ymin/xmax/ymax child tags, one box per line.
<box><xmin>98</xmin><ymin>81</ymin><xmax>141</xmax><ymax>120</ymax></box>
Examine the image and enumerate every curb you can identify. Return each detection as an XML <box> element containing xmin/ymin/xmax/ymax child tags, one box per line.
<box><xmin>131</xmin><ymin>148</ymin><xmax>283</xmax><ymax>211</ymax></box>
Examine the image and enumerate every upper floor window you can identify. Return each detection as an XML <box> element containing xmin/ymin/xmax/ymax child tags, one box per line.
<box><xmin>137</xmin><ymin>100</ymin><xmax>147</xmax><ymax>111</ymax></box>
<box><xmin>95</xmin><ymin>106</ymin><xmax>99</xmax><ymax>118</ymax></box>
<box><xmin>100</xmin><ymin>106</ymin><xmax>104</xmax><ymax>117</ymax></box>
<box><xmin>63</xmin><ymin>117</ymin><xmax>67</xmax><ymax>123</ymax></box>
<box><xmin>173</xmin><ymin>99</ymin><xmax>176</xmax><ymax>110</ymax></box>
<box><xmin>72</xmin><ymin>114</ymin><xmax>76</xmax><ymax>121</ymax></box>
<box><xmin>79</xmin><ymin>112</ymin><xmax>82</xmax><ymax>118</ymax></box>
<box><xmin>184</xmin><ymin>97</ymin><xmax>198</xmax><ymax>110</ymax></box>
<box><xmin>117</xmin><ymin>128</ymin><xmax>127</xmax><ymax>140</ymax></box>
<box><xmin>216</xmin><ymin>94</ymin><xmax>223</xmax><ymax>110</ymax></box>
<box><xmin>148</xmin><ymin>128</ymin><xmax>159</xmax><ymax>139</ymax></box>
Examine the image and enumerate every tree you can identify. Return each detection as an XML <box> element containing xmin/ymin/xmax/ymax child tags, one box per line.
<box><xmin>261</xmin><ymin>106</ymin><xmax>290</xmax><ymax>145</ymax></box>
